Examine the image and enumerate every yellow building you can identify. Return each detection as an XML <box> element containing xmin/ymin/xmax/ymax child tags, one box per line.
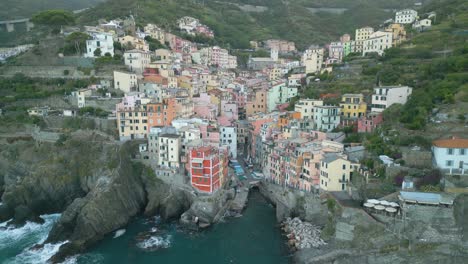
<box><xmin>385</xmin><ymin>23</ymin><xmax>407</xmax><ymax>47</ymax></box>
<box><xmin>319</xmin><ymin>154</ymin><xmax>352</xmax><ymax>192</ymax></box>
<box><xmin>117</xmin><ymin>105</ymin><xmax>148</xmax><ymax>141</ymax></box>
<box><xmin>268</xmin><ymin>67</ymin><xmax>283</xmax><ymax>81</ymax></box>
<box><xmin>340</xmin><ymin>94</ymin><xmax>367</xmax><ymax>119</ymax></box>
<box><xmin>117</xmin><ymin>35</ymin><xmax>149</xmax><ymax>51</ymax></box>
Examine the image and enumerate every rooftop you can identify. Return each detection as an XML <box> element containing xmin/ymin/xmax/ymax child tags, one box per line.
<box><xmin>433</xmin><ymin>137</ymin><xmax>468</xmax><ymax>148</ymax></box>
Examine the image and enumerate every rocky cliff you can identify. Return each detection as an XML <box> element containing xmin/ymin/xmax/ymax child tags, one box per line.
<box><xmin>0</xmin><ymin>131</ymin><xmax>192</xmax><ymax>263</ymax></box>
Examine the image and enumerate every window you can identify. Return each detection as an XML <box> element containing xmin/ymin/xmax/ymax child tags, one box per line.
<box><xmin>447</xmin><ymin>148</ymin><xmax>454</xmax><ymax>155</ymax></box>
<box><xmin>342</xmin><ymin>164</ymin><xmax>346</xmax><ymax>170</ymax></box>
<box><xmin>461</xmin><ymin>149</ymin><xmax>466</xmax><ymax>155</ymax></box>
<box><xmin>446</xmin><ymin>160</ymin><xmax>453</xmax><ymax>167</ymax></box>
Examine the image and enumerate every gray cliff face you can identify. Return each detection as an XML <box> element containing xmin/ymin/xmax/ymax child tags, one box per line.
<box><xmin>258</xmin><ymin>181</ymin><xmax>328</xmax><ymax>225</ymax></box>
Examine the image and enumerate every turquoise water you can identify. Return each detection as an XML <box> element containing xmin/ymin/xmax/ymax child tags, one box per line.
<box><xmin>0</xmin><ymin>191</ymin><xmax>291</xmax><ymax>263</ymax></box>
<box><xmin>78</xmin><ymin>191</ymin><xmax>291</xmax><ymax>263</ymax></box>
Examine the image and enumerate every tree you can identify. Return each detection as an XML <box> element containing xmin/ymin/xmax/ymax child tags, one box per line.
<box><xmin>31</xmin><ymin>10</ymin><xmax>75</xmax><ymax>26</ymax></box>
<box><xmin>94</xmin><ymin>48</ymin><xmax>102</xmax><ymax>57</ymax></box>
<box><xmin>64</xmin><ymin>32</ymin><xmax>90</xmax><ymax>55</ymax></box>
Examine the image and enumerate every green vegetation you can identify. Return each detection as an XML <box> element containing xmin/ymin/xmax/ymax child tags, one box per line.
<box><xmin>0</xmin><ymin>0</ymin><xmax>104</xmax><ymax>20</ymax></box>
<box><xmin>31</xmin><ymin>10</ymin><xmax>76</xmax><ymax>26</ymax></box>
<box><xmin>78</xmin><ymin>0</ymin><xmax>416</xmax><ymax>49</ymax></box>
<box><xmin>61</xmin><ymin>32</ymin><xmax>91</xmax><ymax>55</ymax></box>
<box><xmin>363</xmin><ymin>0</ymin><xmax>468</xmax><ymax>130</ymax></box>
<box><xmin>144</xmin><ymin>36</ymin><xmax>168</xmax><ymax>51</ymax></box>
<box><xmin>78</xmin><ymin>106</ymin><xmax>109</xmax><ymax>118</ymax></box>
<box><xmin>62</xmin><ymin>117</ymin><xmax>96</xmax><ymax>130</ymax></box>
<box><xmin>0</xmin><ymin>74</ymin><xmax>91</xmax><ymax>103</ymax></box>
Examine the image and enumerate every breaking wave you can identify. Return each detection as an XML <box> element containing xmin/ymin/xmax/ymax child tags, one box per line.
<box><xmin>136</xmin><ymin>234</ymin><xmax>172</xmax><ymax>251</ymax></box>
<box><xmin>0</xmin><ymin>214</ymin><xmax>65</xmax><ymax>264</ymax></box>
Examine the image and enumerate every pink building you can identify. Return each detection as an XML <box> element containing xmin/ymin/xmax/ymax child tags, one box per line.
<box><xmin>193</xmin><ymin>94</ymin><xmax>218</xmax><ymax>119</ymax></box>
<box><xmin>199</xmin><ymin>124</ymin><xmax>220</xmax><ymax>145</ymax></box>
<box><xmin>357</xmin><ymin>112</ymin><xmax>383</xmax><ymax>133</ymax></box>
<box><xmin>221</xmin><ymin>100</ymin><xmax>238</xmax><ymax>120</ymax></box>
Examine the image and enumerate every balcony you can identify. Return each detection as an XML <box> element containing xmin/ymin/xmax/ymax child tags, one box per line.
<box><xmin>339</xmin><ymin>179</ymin><xmax>349</xmax><ymax>183</ymax></box>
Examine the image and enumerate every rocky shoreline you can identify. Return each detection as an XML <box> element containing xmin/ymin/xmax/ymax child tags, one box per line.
<box><xmin>282</xmin><ymin>217</ymin><xmax>327</xmax><ymax>251</ymax></box>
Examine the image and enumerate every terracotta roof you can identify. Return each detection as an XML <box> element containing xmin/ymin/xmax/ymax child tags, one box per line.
<box><xmin>433</xmin><ymin>138</ymin><xmax>468</xmax><ymax>148</ymax></box>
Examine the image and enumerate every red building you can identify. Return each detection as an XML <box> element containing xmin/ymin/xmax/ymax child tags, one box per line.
<box><xmin>357</xmin><ymin>112</ymin><xmax>383</xmax><ymax>133</ymax></box>
<box><xmin>190</xmin><ymin>146</ymin><xmax>221</xmax><ymax>193</ymax></box>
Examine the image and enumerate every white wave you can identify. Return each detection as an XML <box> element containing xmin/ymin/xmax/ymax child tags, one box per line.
<box><xmin>113</xmin><ymin>229</ymin><xmax>126</xmax><ymax>238</ymax></box>
<box><xmin>0</xmin><ymin>219</ymin><xmax>12</xmax><ymax>228</ymax></box>
<box><xmin>6</xmin><ymin>241</ymin><xmax>68</xmax><ymax>264</ymax></box>
<box><xmin>64</xmin><ymin>253</ymin><xmax>105</xmax><ymax>264</ymax></box>
<box><xmin>136</xmin><ymin>234</ymin><xmax>172</xmax><ymax>250</ymax></box>
<box><xmin>0</xmin><ymin>214</ymin><xmax>61</xmax><ymax>251</ymax></box>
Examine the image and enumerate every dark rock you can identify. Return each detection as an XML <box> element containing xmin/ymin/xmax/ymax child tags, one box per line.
<box><xmin>0</xmin><ymin>203</ymin><xmax>13</xmax><ymax>222</ymax></box>
<box><xmin>12</xmin><ymin>205</ymin><xmax>35</xmax><ymax>225</ymax></box>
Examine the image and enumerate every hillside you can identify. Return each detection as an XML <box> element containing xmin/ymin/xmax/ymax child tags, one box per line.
<box><xmin>299</xmin><ymin>0</ymin><xmax>467</xmax><ymax>134</ymax></box>
<box><xmin>77</xmin><ymin>0</ymin><xmax>423</xmax><ymax>49</ymax></box>
<box><xmin>0</xmin><ymin>0</ymin><xmax>105</xmax><ymax>20</ymax></box>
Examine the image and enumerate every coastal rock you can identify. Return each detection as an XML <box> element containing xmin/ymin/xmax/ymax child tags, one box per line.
<box><xmin>282</xmin><ymin>217</ymin><xmax>327</xmax><ymax>250</ymax></box>
<box><xmin>0</xmin><ymin>133</ymin><xmax>193</xmax><ymax>262</ymax></box>
<box><xmin>45</xmin><ymin>143</ymin><xmax>147</xmax><ymax>262</ymax></box>
<box><xmin>141</xmin><ymin>171</ymin><xmax>192</xmax><ymax>221</ymax></box>
<box><xmin>180</xmin><ymin>189</ymin><xmax>232</xmax><ymax>228</ymax></box>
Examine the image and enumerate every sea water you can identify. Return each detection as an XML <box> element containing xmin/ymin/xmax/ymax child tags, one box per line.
<box><xmin>0</xmin><ymin>191</ymin><xmax>291</xmax><ymax>264</ymax></box>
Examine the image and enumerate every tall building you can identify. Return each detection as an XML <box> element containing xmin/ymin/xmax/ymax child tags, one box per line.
<box><xmin>124</xmin><ymin>50</ymin><xmax>151</xmax><ymax>74</ymax></box>
<box><xmin>294</xmin><ymin>99</ymin><xmax>324</xmax><ymax>120</ymax></box>
<box><xmin>319</xmin><ymin>153</ymin><xmax>354</xmax><ymax>192</ymax></box>
<box><xmin>148</xmin><ymin>126</ymin><xmax>181</xmax><ymax>168</ymax></box>
<box><xmin>313</xmin><ymin>105</ymin><xmax>341</xmax><ymax>132</ymax></box>
<box><xmin>189</xmin><ymin>146</ymin><xmax>222</xmax><ymax>194</ymax></box>
<box><xmin>385</xmin><ymin>23</ymin><xmax>407</xmax><ymax>46</ymax></box>
<box><xmin>395</xmin><ymin>9</ymin><xmax>418</xmax><ymax>24</ymax></box>
<box><xmin>354</xmin><ymin>27</ymin><xmax>374</xmax><ymax>53</ymax></box>
<box><xmin>301</xmin><ymin>47</ymin><xmax>324</xmax><ymax>74</ymax></box>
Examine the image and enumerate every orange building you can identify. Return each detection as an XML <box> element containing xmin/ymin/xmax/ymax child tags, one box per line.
<box><xmin>278</xmin><ymin>111</ymin><xmax>301</xmax><ymax>128</ymax></box>
<box><xmin>146</xmin><ymin>98</ymin><xmax>177</xmax><ymax>131</ymax></box>
<box><xmin>246</xmin><ymin>90</ymin><xmax>267</xmax><ymax>116</ymax></box>
<box><xmin>190</xmin><ymin>146</ymin><xmax>221</xmax><ymax>193</ymax></box>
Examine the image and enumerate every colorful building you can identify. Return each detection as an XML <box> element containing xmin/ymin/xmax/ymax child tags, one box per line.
<box><xmin>189</xmin><ymin>146</ymin><xmax>222</xmax><ymax>193</ymax></box>
<box><xmin>357</xmin><ymin>112</ymin><xmax>383</xmax><ymax>133</ymax></box>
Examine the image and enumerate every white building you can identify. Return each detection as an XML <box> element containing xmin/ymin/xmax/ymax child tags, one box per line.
<box><xmin>266</xmin><ymin>81</ymin><xmax>298</xmax><ymax>112</ymax></box>
<box><xmin>148</xmin><ymin>126</ymin><xmax>181</xmax><ymax>169</ymax></box>
<box><xmin>328</xmin><ymin>42</ymin><xmax>344</xmax><ymax>62</ymax></box>
<box><xmin>395</xmin><ymin>9</ymin><xmax>418</xmax><ymax>24</ymax></box>
<box><xmin>177</xmin><ymin>16</ymin><xmax>199</xmax><ymax>34</ymax></box>
<box><xmin>301</xmin><ymin>47</ymin><xmax>324</xmax><ymax>74</ymax></box>
<box><xmin>71</xmin><ymin>88</ymin><xmax>92</xmax><ymax>108</ymax></box>
<box><xmin>199</xmin><ymin>46</ymin><xmax>237</xmax><ymax>69</ymax></box>
<box><xmin>85</xmin><ymin>32</ymin><xmax>114</xmax><ymax>58</ymax></box>
<box><xmin>371</xmin><ymin>85</ymin><xmax>413</xmax><ymax>112</ymax></box>
<box><xmin>313</xmin><ymin>105</ymin><xmax>340</xmax><ymax>132</ymax></box>
<box><xmin>114</xmin><ymin>71</ymin><xmax>138</xmax><ymax>93</ymax></box>
<box><xmin>363</xmin><ymin>31</ymin><xmax>393</xmax><ymax>56</ymax></box>
<box><xmin>432</xmin><ymin>137</ymin><xmax>468</xmax><ymax>174</ymax></box>
<box><xmin>124</xmin><ymin>50</ymin><xmax>151</xmax><ymax>74</ymax></box>
<box><xmin>220</xmin><ymin>126</ymin><xmax>237</xmax><ymax>158</ymax></box>
<box><xmin>294</xmin><ymin>99</ymin><xmax>324</xmax><ymax>120</ymax></box>
<box><xmin>413</xmin><ymin>19</ymin><xmax>432</xmax><ymax>31</ymax></box>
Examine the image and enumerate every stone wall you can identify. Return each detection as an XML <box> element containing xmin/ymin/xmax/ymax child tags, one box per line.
<box><xmin>401</xmin><ymin>148</ymin><xmax>432</xmax><ymax>168</ymax></box>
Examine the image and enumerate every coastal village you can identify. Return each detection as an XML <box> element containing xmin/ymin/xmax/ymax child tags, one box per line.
<box><xmin>48</xmin><ymin>7</ymin><xmax>462</xmax><ymax>197</ymax></box>
<box><xmin>1</xmin><ymin>1</ymin><xmax>468</xmax><ymax>262</ymax></box>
